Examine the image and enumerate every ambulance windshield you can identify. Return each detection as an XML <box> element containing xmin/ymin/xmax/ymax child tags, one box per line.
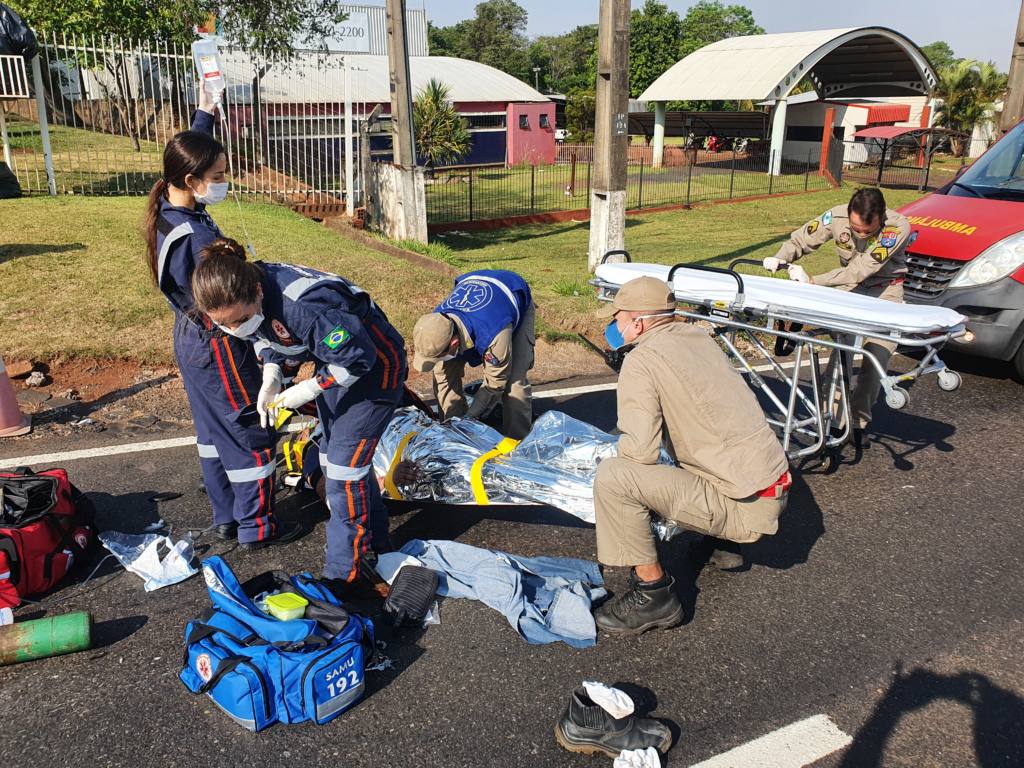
<box><xmin>956</xmin><ymin>121</ymin><xmax>1024</xmax><ymax>201</ymax></box>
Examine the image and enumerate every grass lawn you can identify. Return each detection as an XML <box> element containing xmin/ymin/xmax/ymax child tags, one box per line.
<box><xmin>432</xmin><ymin>185</ymin><xmax>927</xmax><ymax>337</ymax></box>
<box><xmin>0</xmin><ymin>197</ymin><xmax>449</xmax><ymax>363</ymax></box>
<box><xmin>4</xmin><ymin>113</ymin><xmax>166</xmax><ymax>196</ymax></box>
<box><xmin>425</xmin><ymin>160</ymin><xmax>829</xmax><ymax>224</ymax></box>
<box><xmin>0</xmin><ymin>184</ymin><xmax>926</xmax><ymax>363</ymax></box>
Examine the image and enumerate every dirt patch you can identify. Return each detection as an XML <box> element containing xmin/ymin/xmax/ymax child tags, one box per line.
<box><xmin>5</xmin><ymin>358</ymin><xmax>189</xmax><ymax>444</ymax></box>
<box><xmin>3</xmin><ymin>340</ymin><xmax>611</xmax><ymax>445</ymax></box>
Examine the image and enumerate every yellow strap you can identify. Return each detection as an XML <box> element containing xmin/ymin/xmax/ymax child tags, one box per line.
<box><xmin>383</xmin><ymin>431</ymin><xmax>419</xmax><ymax>501</ymax></box>
<box><xmin>274</xmin><ymin>407</ymin><xmax>294</xmax><ymax>431</ymax></box>
<box><xmin>470</xmin><ymin>437</ymin><xmax>520</xmax><ymax>505</ymax></box>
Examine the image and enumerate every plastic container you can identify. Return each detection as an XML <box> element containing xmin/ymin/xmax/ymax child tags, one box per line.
<box><xmin>0</xmin><ymin>611</ymin><xmax>91</xmax><ymax>666</ymax></box>
<box><xmin>191</xmin><ymin>38</ymin><xmax>225</xmax><ymax>104</ymax></box>
<box><xmin>264</xmin><ymin>592</ymin><xmax>308</xmax><ymax>621</ymax></box>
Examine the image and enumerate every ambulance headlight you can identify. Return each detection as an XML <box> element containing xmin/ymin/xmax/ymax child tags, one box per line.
<box><xmin>949</xmin><ymin>233</ymin><xmax>1024</xmax><ymax>288</ymax></box>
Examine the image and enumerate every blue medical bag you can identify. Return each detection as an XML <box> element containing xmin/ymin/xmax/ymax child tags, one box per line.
<box><xmin>179</xmin><ymin>556</ymin><xmax>373</xmax><ymax>731</ymax></box>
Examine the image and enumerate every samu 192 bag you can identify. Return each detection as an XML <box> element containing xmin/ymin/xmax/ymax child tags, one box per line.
<box><xmin>179</xmin><ymin>556</ymin><xmax>374</xmax><ymax>731</ymax></box>
<box><xmin>0</xmin><ymin>466</ymin><xmax>96</xmax><ymax>609</ymax></box>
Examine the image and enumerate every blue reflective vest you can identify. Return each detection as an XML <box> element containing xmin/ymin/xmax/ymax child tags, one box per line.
<box><xmin>435</xmin><ymin>270</ymin><xmax>532</xmax><ymax>367</ymax></box>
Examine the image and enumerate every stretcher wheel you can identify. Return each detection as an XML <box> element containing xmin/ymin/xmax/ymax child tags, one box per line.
<box><xmin>937</xmin><ymin>369</ymin><xmax>962</xmax><ymax>392</ymax></box>
<box><xmin>885</xmin><ymin>387</ymin><xmax>909</xmax><ymax>410</ymax></box>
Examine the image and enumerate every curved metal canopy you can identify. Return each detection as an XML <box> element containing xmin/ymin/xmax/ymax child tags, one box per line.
<box><xmin>638</xmin><ymin>27</ymin><xmax>937</xmax><ymax>103</ymax></box>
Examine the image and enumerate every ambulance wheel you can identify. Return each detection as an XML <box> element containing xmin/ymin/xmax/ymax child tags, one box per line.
<box><xmin>885</xmin><ymin>387</ymin><xmax>909</xmax><ymax>410</ymax></box>
<box><xmin>937</xmin><ymin>369</ymin><xmax>962</xmax><ymax>392</ymax></box>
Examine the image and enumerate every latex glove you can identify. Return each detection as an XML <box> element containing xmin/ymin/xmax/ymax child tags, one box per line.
<box><xmin>256</xmin><ymin>363</ymin><xmax>283</xmax><ymax>428</ymax></box>
<box><xmin>197</xmin><ymin>78</ymin><xmax>220</xmax><ymax>116</ymax></box>
<box><xmin>788</xmin><ymin>264</ymin><xmax>811</xmax><ymax>283</ymax></box>
<box><xmin>273</xmin><ymin>378</ymin><xmax>322</xmax><ymax>413</ymax></box>
<box><xmin>762</xmin><ymin>255</ymin><xmax>783</xmax><ymax>272</ymax></box>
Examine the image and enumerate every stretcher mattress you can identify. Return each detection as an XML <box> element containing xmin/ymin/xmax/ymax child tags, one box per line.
<box><xmin>595</xmin><ymin>262</ymin><xmax>967</xmax><ymax>336</ymax></box>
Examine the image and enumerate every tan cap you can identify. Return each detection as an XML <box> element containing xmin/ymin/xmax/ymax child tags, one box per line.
<box><xmin>596</xmin><ymin>276</ymin><xmax>676</xmax><ymax>319</ymax></box>
<box><xmin>412</xmin><ymin>312</ymin><xmax>456</xmax><ymax>372</ymax></box>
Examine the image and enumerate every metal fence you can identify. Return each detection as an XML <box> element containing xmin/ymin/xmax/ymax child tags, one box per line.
<box><xmin>425</xmin><ymin>142</ymin><xmax>837</xmax><ymax>226</ymax></box>
<box><xmin>1</xmin><ymin>32</ymin><xmax>373</xmax><ymax>203</ymax></box>
<box><xmin>835</xmin><ymin>136</ymin><xmax>982</xmax><ymax>192</ymax></box>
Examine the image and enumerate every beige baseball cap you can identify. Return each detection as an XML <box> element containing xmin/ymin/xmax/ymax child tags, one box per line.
<box><xmin>596</xmin><ymin>276</ymin><xmax>676</xmax><ymax>319</ymax></box>
<box><xmin>412</xmin><ymin>312</ymin><xmax>456</xmax><ymax>372</ymax></box>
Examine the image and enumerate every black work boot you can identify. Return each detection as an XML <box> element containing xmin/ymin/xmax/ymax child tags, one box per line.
<box><xmin>853</xmin><ymin>428</ymin><xmax>871</xmax><ymax>450</ymax></box>
<box><xmin>593</xmin><ymin>571</ymin><xmax>683</xmax><ymax>635</ymax></box>
<box><xmin>214</xmin><ymin>522</ymin><xmax>238</xmax><ymax>541</ymax></box>
<box><xmin>707</xmin><ymin>537</ymin><xmax>744</xmax><ymax>570</ymax></box>
<box><xmin>555</xmin><ymin>687</ymin><xmax>672</xmax><ymax>757</ymax></box>
<box><xmin>239</xmin><ymin>521</ymin><xmax>303</xmax><ymax>551</ymax></box>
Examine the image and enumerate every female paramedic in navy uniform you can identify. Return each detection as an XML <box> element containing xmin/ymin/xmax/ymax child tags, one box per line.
<box><xmin>143</xmin><ymin>88</ymin><xmax>299</xmax><ymax>549</ymax></box>
<box><xmin>190</xmin><ymin>238</ymin><xmax>407</xmax><ymax>590</ymax></box>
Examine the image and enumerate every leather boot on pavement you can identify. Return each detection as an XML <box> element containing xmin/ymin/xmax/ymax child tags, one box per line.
<box><xmin>555</xmin><ymin>687</ymin><xmax>672</xmax><ymax>757</ymax></box>
<box><xmin>593</xmin><ymin>571</ymin><xmax>683</xmax><ymax>635</ymax></box>
<box><xmin>239</xmin><ymin>521</ymin><xmax>302</xmax><ymax>551</ymax></box>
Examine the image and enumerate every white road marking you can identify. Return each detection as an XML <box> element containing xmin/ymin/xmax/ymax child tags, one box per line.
<box><xmin>0</xmin><ymin>436</ymin><xmax>198</xmax><ymax>469</ymax></box>
<box><xmin>0</xmin><ymin>355</ymin><xmax>855</xmax><ymax>468</ymax></box>
<box><xmin>688</xmin><ymin>714</ymin><xmax>852</xmax><ymax>768</ymax></box>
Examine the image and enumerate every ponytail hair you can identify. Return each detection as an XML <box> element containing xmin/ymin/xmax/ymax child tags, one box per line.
<box><xmin>192</xmin><ymin>237</ymin><xmax>263</xmax><ymax>314</ymax></box>
<box><xmin>143</xmin><ymin>129</ymin><xmax>226</xmax><ymax>285</ymax></box>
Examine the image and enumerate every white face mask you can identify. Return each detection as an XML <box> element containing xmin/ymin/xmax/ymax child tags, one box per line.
<box><xmin>194</xmin><ymin>181</ymin><xmax>229</xmax><ymax>205</ymax></box>
<box><xmin>217</xmin><ymin>312</ymin><xmax>264</xmax><ymax>339</ymax></box>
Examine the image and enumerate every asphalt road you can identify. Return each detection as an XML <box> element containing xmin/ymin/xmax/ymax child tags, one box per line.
<box><xmin>1</xmin><ymin>356</ymin><xmax>1022</xmax><ymax>768</ymax></box>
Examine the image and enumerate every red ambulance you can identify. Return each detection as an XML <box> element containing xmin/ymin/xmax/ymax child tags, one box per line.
<box><xmin>900</xmin><ymin>120</ymin><xmax>1024</xmax><ymax>378</ymax></box>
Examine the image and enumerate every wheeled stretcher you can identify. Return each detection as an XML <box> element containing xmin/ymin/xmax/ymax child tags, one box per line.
<box><xmin>591</xmin><ymin>254</ymin><xmax>967</xmax><ymax>463</ymax></box>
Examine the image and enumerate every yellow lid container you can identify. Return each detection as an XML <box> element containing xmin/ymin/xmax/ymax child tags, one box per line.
<box><xmin>264</xmin><ymin>592</ymin><xmax>309</xmax><ymax>621</ymax></box>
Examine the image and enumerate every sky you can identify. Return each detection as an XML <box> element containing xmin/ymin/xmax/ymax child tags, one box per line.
<box><xmin>423</xmin><ymin>0</ymin><xmax>1021</xmax><ymax>69</ymax></box>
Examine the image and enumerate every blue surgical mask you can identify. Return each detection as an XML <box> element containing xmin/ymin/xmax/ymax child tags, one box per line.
<box><xmin>604</xmin><ymin>319</ymin><xmax>626</xmax><ymax>350</ymax></box>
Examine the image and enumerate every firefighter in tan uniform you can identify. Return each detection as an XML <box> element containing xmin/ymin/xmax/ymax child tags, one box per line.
<box><xmin>412</xmin><ymin>269</ymin><xmax>536</xmax><ymax>440</ymax></box>
<box><xmin>591</xmin><ymin>277</ymin><xmax>790</xmax><ymax>635</ymax></box>
<box><xmin>764</xmin><ymin>187</ymin><xmax>914</xmax><ymax>444</ymax></box>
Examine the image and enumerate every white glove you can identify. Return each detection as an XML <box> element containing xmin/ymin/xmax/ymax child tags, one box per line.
<box><xmin>256</xmin><ymin>363</ymin><xmax>283</xmax><ymax>428</ymax></box>
<box><xmin>788</xmin><ymin>264</ymin><xmax>810</xmax><ymax>283</ymax></box>
<box><xmin>762</xmin><ymin>256</ymin><xmax>783</xmax><ymax>272</ymax></box>
<box><xmin>273</xmin><ymin>378</ymin><xmax>322</xmax><ymax>413</ymax></box>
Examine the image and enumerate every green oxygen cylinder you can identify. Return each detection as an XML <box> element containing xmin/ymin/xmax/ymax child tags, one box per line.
<box><xmin>0</xmin><ymin>612</ymin><xmax>92</xmax><ymax>665</ymax></box>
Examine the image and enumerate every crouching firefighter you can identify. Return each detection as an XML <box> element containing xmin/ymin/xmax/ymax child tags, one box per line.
<box><xmin>191</xmin><ymin>239</ymin><xmax>407</xmax><ymax>594</ymax></box>
<box><xmin>143</xmin><ymin>88</ymin><xmax>297</xmax><ymax>549</ymax></box>
<box><xmin>592</xmin><ymin>277</ymin><xmax>791</xmax><ymax>635</ymax></box>
<box><xmin>412</xmin><ymin>269</ymin><xmax>536</xmax><ymax>440</ymax></box>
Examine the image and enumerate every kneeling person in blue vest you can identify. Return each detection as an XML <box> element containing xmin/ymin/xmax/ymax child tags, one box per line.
<box><xmin>191</xmin><ymin>239</ymin><xmax>407</xmax><ymax>594</ymax></box>
<box><xmin>412</xmin><ymin>270</ymin><xmax>536</xmax><ymax>440</ymax></box>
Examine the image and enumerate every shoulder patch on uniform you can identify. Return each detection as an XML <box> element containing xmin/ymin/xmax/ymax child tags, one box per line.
<box><xmin>870</xmin><ymin>245</ymin><xmax>890</xmax><ymax>263</ymax></box>
<box><xmin>821</xmin><ymin>210</ymin><xmax>833</xmax><ymax>226</ymax></box>
<box><xmin>322</xmin><ymin>326</ymin><xmax>351</xmax><ymax>349</ymax></box>
<box><xmin>879</xmin><ymin>227</ymin><xmax>900</xmax><ymax>248</ymax></box>
<box><xmin>839</xmin><ymin>231</ymin><xmax>851</xmax><ymax>243</ymax></box>
<box><xmin>484</xmin><ymin>351</ymin><xmax>501</xmax><ymax>366</ymax></box>
<box><xmin>806</xmin><ymin>220</ymin><xmax>819</xmax><ymax>235</ymax></box>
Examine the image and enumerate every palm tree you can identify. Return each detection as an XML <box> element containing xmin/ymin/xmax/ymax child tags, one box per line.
<box><xmin>934</xmin><ymin>60</ymin><xmax>1007</xmax><ymax>156</ymax></box>
<box><xmin>412</xmin><ymin>79</ymin><xmax>472</xmax><ymax>169</ymax></box>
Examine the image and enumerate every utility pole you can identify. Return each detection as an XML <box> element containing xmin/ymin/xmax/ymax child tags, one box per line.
<box><xmin>1001</xmin><ymin>0</ymin><xmax>1024</xmax><ymax>133</ymax></box>
<box><xmin>383</xmin><ymin>0</ymin><xmax>427</xmax><ymax>242</ymax></box>
<box><xmin>587</xmin><ymin>0</ymin><xmax>630</xmax><ymax>273</ymax></box>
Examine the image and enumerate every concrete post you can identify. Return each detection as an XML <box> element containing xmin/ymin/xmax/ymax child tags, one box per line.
<box><xmin>0</xmin><ymin>109</ymin><xmax>12</xmax><ymax>169</ymax></box>
<box><xmin>652</xmin><ymin>101</ymin><xmax>666</xmax><ymax>168</ymax></box>
<box><xmin>384</xmin><ymin>0</ymin><xmax>427</xmax><ymax>243</ymax></box>
<box><xmin>587</xmin><ymin>0</ymin><xmax>631</xmax><ymax>273</ymax></box>
<box><xmin>769</xmin><ymin>97</ymin><xmax>787</xmax><ymax>176</ymax></box>
<box><xmin>30</xmin><ymin>56</ymin><xmax>56</xmax><ymax>195</ymax></box>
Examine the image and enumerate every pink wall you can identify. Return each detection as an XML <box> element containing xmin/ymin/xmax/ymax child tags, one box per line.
<box><xmin>506</xmin><ymin>103</ymin><xmax>556</xmax><ymax>165</ymax></box>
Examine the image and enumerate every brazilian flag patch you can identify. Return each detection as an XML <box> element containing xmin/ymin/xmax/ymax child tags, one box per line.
<box><xmin>322</xmin><ymin>326</ymin><xmax>351</xmax><ymax>349</ymax></box>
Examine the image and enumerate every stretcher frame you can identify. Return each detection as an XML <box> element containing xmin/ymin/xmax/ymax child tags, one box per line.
<box><xmin>591</xmin><ymin>254</ymin><xmax>965</xmax><ymax>463</ymax></box>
